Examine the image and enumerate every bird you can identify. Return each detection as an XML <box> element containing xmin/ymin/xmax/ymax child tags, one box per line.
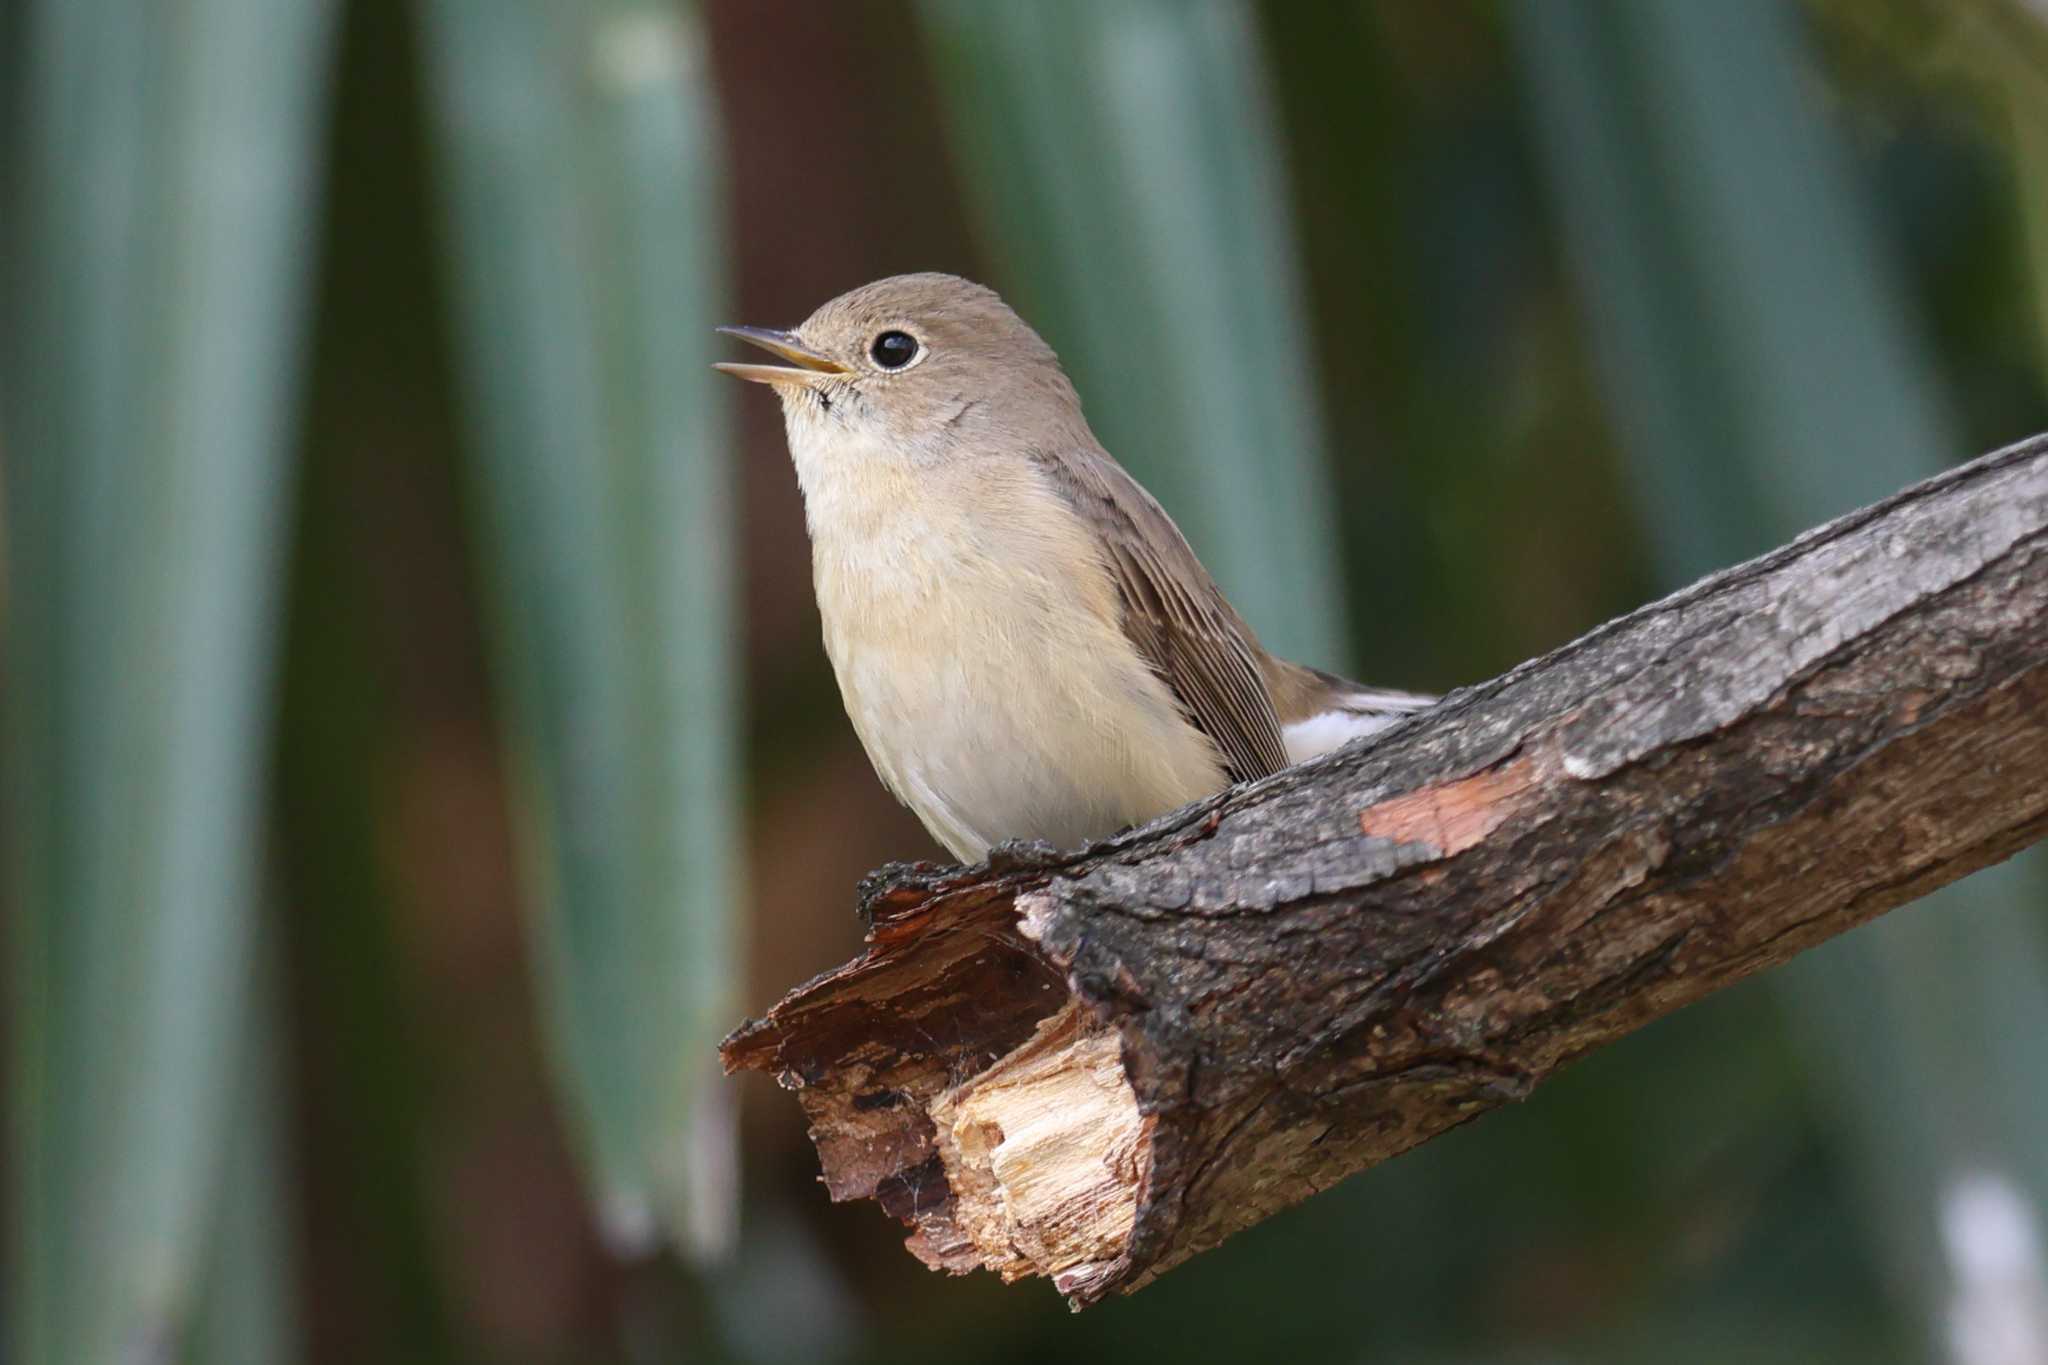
<box><xmin>718</xmin><ymin>273</ymin><xmax>1433</xmax><ymax>864</ymax></box>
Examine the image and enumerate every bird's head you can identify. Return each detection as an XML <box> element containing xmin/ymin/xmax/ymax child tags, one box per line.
<box><xmin>716</xmin><ymin>272</ymin><xmax>1084</xmax><ymax>463</ymax></box>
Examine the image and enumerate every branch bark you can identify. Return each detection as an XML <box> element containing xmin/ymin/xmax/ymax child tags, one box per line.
<box><xmin>722</xmin><ymin>435</ymin><xmax>2048</xmax><ymax>1308</ymax></box>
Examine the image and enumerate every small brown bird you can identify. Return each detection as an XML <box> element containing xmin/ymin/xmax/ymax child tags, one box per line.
<box><xmin>719</xmin><ymin>273</ymin><xmax>1431</xmax><ymax>863</ymax></box>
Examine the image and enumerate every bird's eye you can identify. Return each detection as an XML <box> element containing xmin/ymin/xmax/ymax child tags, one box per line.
<box><xmin>870</xmin><ymin>330</ymin><xmax>919</xmax><ymax>370</ymax></box>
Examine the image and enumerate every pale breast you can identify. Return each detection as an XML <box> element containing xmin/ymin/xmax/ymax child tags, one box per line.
<box><xmin>801</xmin><ymin>451</ymin><xmax>1229</xmax><ymax>862</ymax></box>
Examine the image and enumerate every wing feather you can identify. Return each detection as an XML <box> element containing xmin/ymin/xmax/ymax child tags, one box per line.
<box><xmin>1036</xmin><ymin>445</ymin><xmax>1289</xmax><ymax>783</ymax></box>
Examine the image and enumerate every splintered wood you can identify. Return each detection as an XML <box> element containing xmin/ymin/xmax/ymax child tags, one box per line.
<box><xmin>926</xmin><ymin>1001</ymin><xmax>1150</xmax><ymax>1288</ymax></box>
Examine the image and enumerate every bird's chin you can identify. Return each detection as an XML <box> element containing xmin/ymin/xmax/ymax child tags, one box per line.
<box><xmin>774</xmin><ymin>383</ymin><xmax>840</xmax><ymax>447</ymax></box>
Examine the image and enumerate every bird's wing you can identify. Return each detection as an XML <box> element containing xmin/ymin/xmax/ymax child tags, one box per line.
<box><xmin>1038</xmin><ymin>444</ymin><xmax>1290</xmax><ymax>784</ymax></box>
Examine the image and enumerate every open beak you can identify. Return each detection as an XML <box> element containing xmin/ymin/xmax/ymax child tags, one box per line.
<box><xmin>713</xmin><ymin>326</ymin><xmax>849</xmax><ymax>385</ymax></box>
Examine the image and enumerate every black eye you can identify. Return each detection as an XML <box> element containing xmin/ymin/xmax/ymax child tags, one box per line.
<box><xmin>870</xmin><ymin>330</ymin><xmax>918</xmax><ymax>369</ymax></box>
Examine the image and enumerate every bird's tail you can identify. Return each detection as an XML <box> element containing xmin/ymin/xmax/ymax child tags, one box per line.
<box><xmin>1262</xmin><ymin>658</ymin><xmax>1436</xmax><ymax>765</ymax></box>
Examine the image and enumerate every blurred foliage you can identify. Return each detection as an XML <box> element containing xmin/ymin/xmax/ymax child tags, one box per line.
<box><xmin>3</xmin><ymin>1</ymin><xmax>2046</xmax><ymax>1363</ymax></box>
<box><xmin>418</xmin><ymin>0</ymin><xmax>740</xmax><ymax>1260</ymax></box>
<box><xmin>3</xmin><ymin>0</ymin><xmax>333</xmax><ymax>1359</ymax></box>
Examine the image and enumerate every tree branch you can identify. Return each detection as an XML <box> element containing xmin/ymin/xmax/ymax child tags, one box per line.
<box><xmin>722</xmin><ymin>435</ymin><xmax>2048</xmax><ymax>1308</ymax></box>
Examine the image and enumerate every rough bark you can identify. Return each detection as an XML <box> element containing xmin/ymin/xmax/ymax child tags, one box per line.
<box><xmin>722</xmin><ymin>434</ymin><xmax>2048</xmax><ymax>1309</ymax></box>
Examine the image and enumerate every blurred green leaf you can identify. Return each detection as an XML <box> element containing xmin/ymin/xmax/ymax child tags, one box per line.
<box><xmin>1513</xmin><ymin>0</ymin><xmax>2048</xmax><ymax>1349</ymax></box>
<box><xmin>3</xmin><ymin>0</ymin><xmax>333</xmax><ymax>1358</ymax></box>
<box><xmin>186</xmin><ymin>936</ymin><xmax>299</xmax><ymax>1365</ymax></box>
<box><xmin>916</xmin><ymin>0</ymin><xmax>1348</xmax><ymax>666</ymax></box>
<box><xmin>418</xmin><ymin>0</ymin><xmax>740</xmax><ymax>1257</ymax></box>
<box><xmin>1974</xmin><ymin>0</ymin><xmax>2048</xmax><ymax>370</ymax></box>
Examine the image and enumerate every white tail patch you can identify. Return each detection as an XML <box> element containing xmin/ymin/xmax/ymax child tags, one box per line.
<box><xmin>1283</xmin><ymin>707</ymin><xmax>1411</xmax><ymax>764</ymax></box>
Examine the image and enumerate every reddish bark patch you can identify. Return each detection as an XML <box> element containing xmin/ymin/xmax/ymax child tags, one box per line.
<box><xmin>1358</xmin><ymin>755</ymin><xmax>1540</xmax><ymax>854</ymax></box>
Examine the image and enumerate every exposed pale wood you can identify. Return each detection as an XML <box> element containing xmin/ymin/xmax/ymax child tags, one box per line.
<box><xmin>925</xmin><ymin>1000</ymin><xmax>1149</xmax><ymax>1288</ymax></box>
<box><xmin>723</xmin><ymin>433</ymin><xmax>2048</xmax><ymax>1309</ymax></box>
